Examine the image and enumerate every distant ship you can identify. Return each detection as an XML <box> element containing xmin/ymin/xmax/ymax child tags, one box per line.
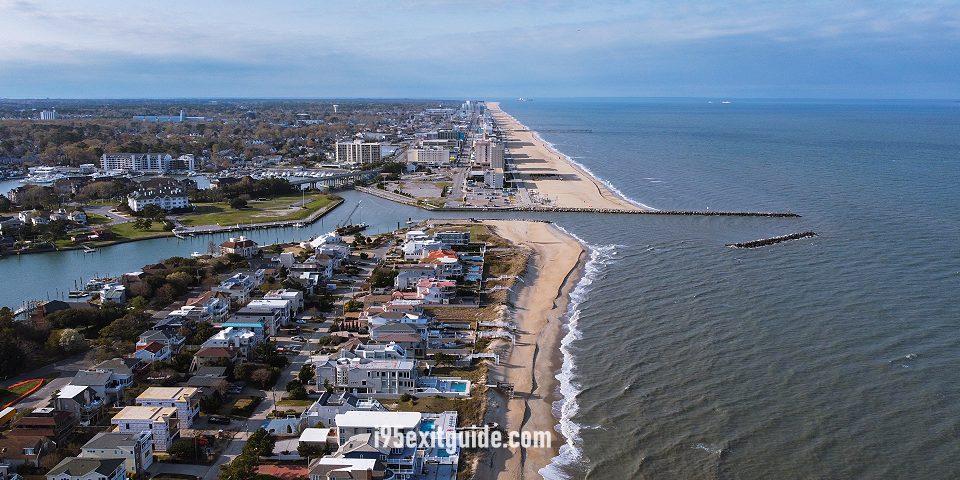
<box><xmin>518</xmin><ymin>97</ymin><xmax>532</xmax><ymax>102</ymax></box>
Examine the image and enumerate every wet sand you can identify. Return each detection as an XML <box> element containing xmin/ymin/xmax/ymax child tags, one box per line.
<box><xmin>476</xmin><ymin>220</ymin><xmax>586</xmax><ymax>480</ymax></box>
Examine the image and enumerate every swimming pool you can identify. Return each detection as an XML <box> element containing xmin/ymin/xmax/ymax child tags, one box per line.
<box><xmin>419</xmin><ymin>419</ymin><xmax>436</xmax><ymax>432</ymax></box>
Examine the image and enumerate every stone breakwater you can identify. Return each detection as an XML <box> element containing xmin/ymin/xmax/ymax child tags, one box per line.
<box><xmin>726</xmin><ymin>231</ymin><xmax>818</xmax><ymax>248</ymax></box>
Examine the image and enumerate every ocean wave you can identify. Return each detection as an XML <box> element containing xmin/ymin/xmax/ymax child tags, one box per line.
<box><xmin>540</xmin><ymin>226</ymin><xmax>620</xmax><ymax>480</ymax></box>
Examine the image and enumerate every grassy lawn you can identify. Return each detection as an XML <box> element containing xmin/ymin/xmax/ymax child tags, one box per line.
<box><xmin>177</xmin><ymin>193</ymin><xmax>338</xmax><ymax>227</ymax></box>
<box><xmin>277</xmin><ymin>398</ymin><xmax>314</xmax><ymax>407</ymax></box>
<box><xmin>110</xmin><ymin>221</ymin><xmax>173</xmax><ymax>240</ymax></box>
<box><xmin>85</xmin><ymin>212</ymin><xmax>111</xmax><ymax>225</ymax></box>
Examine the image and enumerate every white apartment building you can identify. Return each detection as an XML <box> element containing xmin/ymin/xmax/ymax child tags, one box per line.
<box><xmin>126</xmin><ymin>186</ymin><xmax>190</xmax><ymax>212</ymax></box>
<box><xmin>335</xmin><ymin>140</ymin><xmax>381</xmax><ymax>165</ymax></box>
<box><xmin>100</xmin><ymin>153</ymin><xmax>173</xmax><ymax>173</ymax></box>
<box><xmin>135</xmin><ymin>387</ymin><xmax>200</xmax><ymax>428</ymax></box>
<box><xmin>235</xmin><ymin>298</ymin><xmax>293</xmax><ymax>336</ymax></box>
<box><xmin>40</xmin><ymin>109</ymin><xmax>57</xmax><ymax>120</ymax></box>
<box><xmin>406</xmin><ymin>147</ymin><xmax>451</xmax><ymax>168</ymax></box>
<box><xmin>110</xmin><ymin>406</ymin><xmax>179</xmax><ymax>452</ymax></box>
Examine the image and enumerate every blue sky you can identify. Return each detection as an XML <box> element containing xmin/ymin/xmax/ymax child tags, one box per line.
<box><xmin>0</xmin><ymin>0</ymin><xmax>958</xmax><ymax>98</ymax></box>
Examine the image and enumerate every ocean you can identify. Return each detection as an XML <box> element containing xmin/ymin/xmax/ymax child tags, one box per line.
<box><xmin>497</xmin><ymin>99</ymin><xmax>960</xmax><ymax>479</ymax></box>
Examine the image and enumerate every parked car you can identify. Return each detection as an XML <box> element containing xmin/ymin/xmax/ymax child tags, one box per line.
<box><xmin>295</xmin><ymin>319</ymin><xmax>308</xmax><ymax>324</ymax></box>
<box><xmin>292</xmin><ymin>335</ymin><xmax>307</xmax><ymax>342</ymax></box>
<box><xmin>208</xmin><ymin>415</ymin><xmax>232</xmax><ymax>425</ymax></box>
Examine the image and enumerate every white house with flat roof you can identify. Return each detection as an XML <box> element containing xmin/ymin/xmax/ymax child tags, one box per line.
<box><xmin>135</xmin><ymin>387</ymin><xmax>200</xmax><ymax>428</ymax></box>
<box><xmin>110</xmin><ymin>406</ymin><xmax>178</xmax><ymax>452</ymax></box>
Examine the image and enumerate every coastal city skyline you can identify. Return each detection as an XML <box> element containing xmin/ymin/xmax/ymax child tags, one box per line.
<box><xmin>1</xmin><ymin>0</ymin><xmax>959</xmax><ymax>98</ymax></box>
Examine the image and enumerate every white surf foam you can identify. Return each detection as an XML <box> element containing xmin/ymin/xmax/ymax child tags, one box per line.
<box><xmin>540</xmin><ymin>225</ymin><xmax>621</xmax><ymax>479</ymax></box>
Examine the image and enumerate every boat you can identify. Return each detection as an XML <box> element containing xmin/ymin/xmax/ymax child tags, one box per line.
<box><xmin>190</xmin><ymin>251</ymin><xmax>205</xmax><ymax>258</ymax></box>
<box><xmin>67</xmin><ymin>291</ymin><xmax>89</xmax><ymax>298</ymax></box>
<box><xmin>294</xmin><ymin>222</ymin><xmax>306</xmax><ymax>228</ymax></box>
<box><xmin>335</xmin><ymin>223</ymin><xmax>368</xmax><ymax>236</ymax></box>
<box><xmin>81</xmin><ymin>245</ymin><xmax>96</xmax><ymax>253</ymax></box>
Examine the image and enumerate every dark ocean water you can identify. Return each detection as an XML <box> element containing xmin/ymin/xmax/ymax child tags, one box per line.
<box><xmin>497</xmin><ymin>99</ymin><xmax>960</xmax><ymax>479</ymax></box>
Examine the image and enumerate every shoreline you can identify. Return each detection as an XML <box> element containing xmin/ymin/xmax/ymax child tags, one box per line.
<box><xmin>0</xmin><ymin>197</ymin><xmax>344</xmax><ymax>258</ymax></box>
<box><xmin>476</xmin><ymin>220</ymin><xmax>587</xmax><ymax>480</ymax></box>
<box><xmin>486</xmin><ymin>102</ymin><xmax>654</xmax><ymax>212</ymax></box>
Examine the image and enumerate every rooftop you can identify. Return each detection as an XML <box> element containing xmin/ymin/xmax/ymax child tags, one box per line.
<box><xmin>335</xmin><ymin>411</ymin><xmax>421</xmax><ymax>429</ymax></box>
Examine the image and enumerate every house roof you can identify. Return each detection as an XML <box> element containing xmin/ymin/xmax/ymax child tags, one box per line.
<box><xmin>56</xmin><ymin>385</ymin><xmax>93</xmax><ymax>400</ymax></box>
<box><xmin>71</xmin><ymin>370</ymin><xmax>112</xmax><ymax>387</ymax></box>
<box><xmin>81</xmin><ymin>432</ymin><xmax>144</xmax><ymax>450</ymax></box>
<box><xmin>0</xmin><ymin>435</ymin><xmax>45</xmax><ymax>461</ymax></box>
<box><xmin>335</xmin><ymin>411</ymin><xmax>421</xmax><ymax>429</ymax></box>
<box><xmin>137</xmin><ymin>387</ymin><xmax>199</xmax><ymax>402</ymax></box>
<box><xmin>93</xmin><ymin>357</ymin><xmax>142</xmax><ymax>374</ymax></box>
<box><xmin>47</xmin><ymin>456</ymin><xmax>124</xmax><ymax>476</ymax></box>
<box><xmin>136</xmin><ymin>341</ymin><xmax>166</xmax><ymax>354</ymax></box>
<box><xmin>194</xmin><ymin>366</ymin><xmax>228</xmax><ymax>377</ymax></box>
<box><xmin>195</xmin><ymin>347</ymin><xmax>238</xmax><ymax>358</ymax></box>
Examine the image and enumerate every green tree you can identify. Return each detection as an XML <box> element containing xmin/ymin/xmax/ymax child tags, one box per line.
<box><xmin>297</xmin><ymin>441</ymin><xmax>326</xmax><ymax>459</ymax></box>
<box><xmin>0</xmin><ymin>194</ymin><xmax>11</xmax><ymax>212</ymax></box>
<box><xmin>165</xmin><ymin>271</ymin><xmax>195</xmax><ymax>290</ymax></box>
<box><xmin>229</xmin><ymin>197</ymin><xmax>248</xmax><ymax>209</ymax></box>
<box><xmin>167</xmin><ymin>438</ymin><xmax>200</xmax><ymax>462</ymax></box>
<box><xmin>298</xmin><ymin>364</ymin><xmax>315</xmax><ymax>384</ymax></box>
<box><xmin>219</xmin><ymin>453</ymin><xmax>256</xmax><ymax>480</ymax></box>
<box><xmin>244</xmin><ymin>428</ymin><xmax>276</xmax><ymax>458</ymax></box>
<box><xmin>56</xmin><ymin>328</ymin><xmax>86</xmax><ymax>353</ymax></box>
<box><xmin>285</xmin><ymin>379</ymin><xmax>307</xmax><ymax>400</ymax></box>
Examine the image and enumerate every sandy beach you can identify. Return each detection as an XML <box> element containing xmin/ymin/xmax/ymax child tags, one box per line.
<box><xmin>487</xmin><ymin>102</ymin><xmax>652</xmax><ymax>211</ymax></box>
<box><xmin>475</xmin><ymin>220</ymin><xmax>586</xmax><ymax>480</ymax></box>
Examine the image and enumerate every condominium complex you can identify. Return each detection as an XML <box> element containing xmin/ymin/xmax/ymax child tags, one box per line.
<box><xmin>406</xmin><ymin>147</ymin><xmax>451</xmax><ymax>168</ymax></box>
<box><xmin>335</xmin><ymin>140</ymin><xmax>381</xmax><ymax>165</ymax></box>
<box><xmin>473</xmin><ymin>139</ymin><xmax>504</xmax><ymax>169</ymax></box>
<box><xmin>100</xmin><ymin>153</ymin><xmax>195</xmax><ymax>173</ymax></box>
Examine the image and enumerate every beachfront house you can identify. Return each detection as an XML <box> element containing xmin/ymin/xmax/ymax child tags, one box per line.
<box><xmin>301</xmin><ymin>392</ymin><xmax>385</xmax><ymax>428</ymax></box>
<box><xmin>110</xmin><ymin>406</ymin><xmax>178</xmax><ymax>452</ymax></box>
<box><xmin>311</xmin><ymin>357</ymin><xmax>418</xmax><ymax>397</ymax></box>
<box><xmin>79</xmin><ymin>431</ymin><xmax>154</xmax><ymax>477</ymax></box>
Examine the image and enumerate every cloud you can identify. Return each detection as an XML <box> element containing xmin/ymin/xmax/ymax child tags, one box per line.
<box><xmin>0</xmin><ymin>0</ymin><xmax>957</xmax><ymax>97</ymax></box>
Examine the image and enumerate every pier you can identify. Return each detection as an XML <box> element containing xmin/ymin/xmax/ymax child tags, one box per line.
<box><xmin>726</xmin><ymin>231</ymin><xmax>818</xmax><ymax>248</ymax></box>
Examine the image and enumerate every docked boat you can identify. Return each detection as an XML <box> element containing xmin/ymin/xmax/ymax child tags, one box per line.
<box><xmin>68</xmin><ymin>291</ymin><xmax>89</xmax><ymax>298</ymax></box>
<box><xmin>335</xmin><ymin>223</ymin><xmax>368</xmax><ymax>236</ymax></box>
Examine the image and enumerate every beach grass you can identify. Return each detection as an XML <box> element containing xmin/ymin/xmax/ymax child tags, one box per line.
<box><xmin>176</xmin><ymin>193</ymin><xmax>337</xmax><ymax>227</ymax></box>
